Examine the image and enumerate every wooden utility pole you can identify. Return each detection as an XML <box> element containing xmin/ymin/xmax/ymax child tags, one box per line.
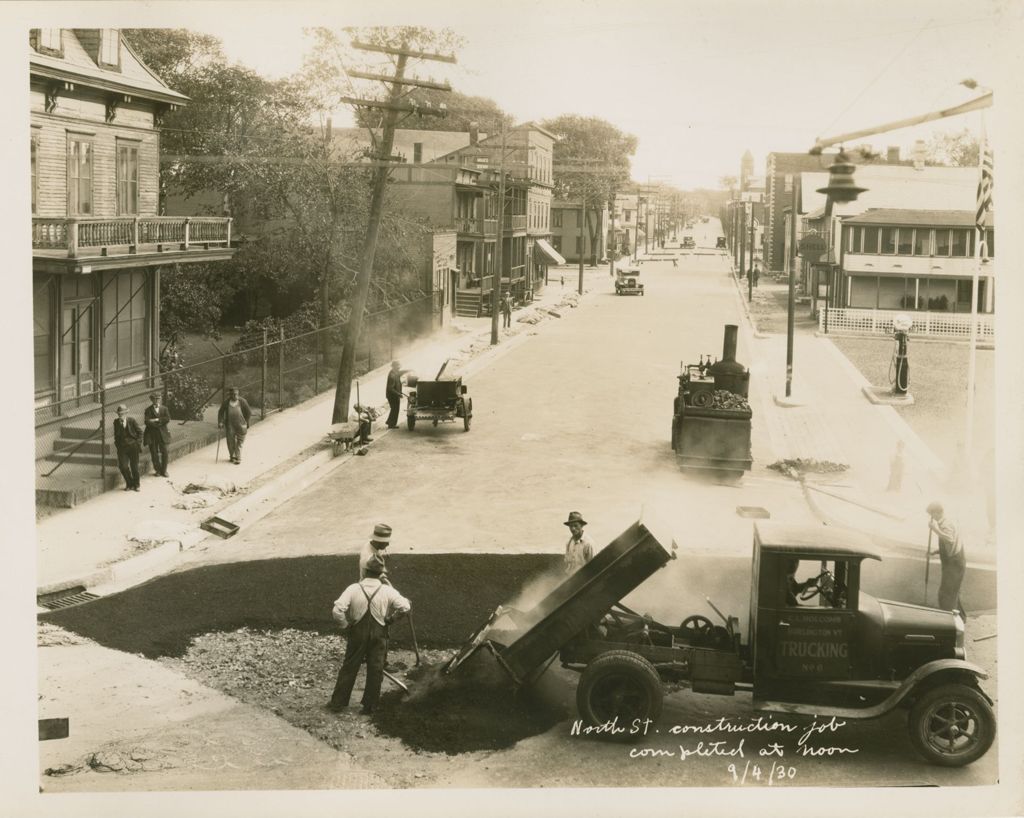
<box><xmin>490</xmin><ymin>121</ymin><xmax>507</xmax><ymax>345</ymax></box>
<box><xmin>332</xmin><ymin>40</ymin><xmax>454</xmax><ymax>423</ymax></box>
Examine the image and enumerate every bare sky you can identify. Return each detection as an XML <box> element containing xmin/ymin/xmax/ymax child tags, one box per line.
<box><xmin>181</xmin><ymin>0</ymin><xmax>1015</xmax><ymax>189</ymax></box>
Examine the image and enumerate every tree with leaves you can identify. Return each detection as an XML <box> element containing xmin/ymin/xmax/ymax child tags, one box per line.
<box><xmin>542</xmin><ymin>115</ymin><xmax>637</xmax><ymax>267</ymax></box>
<box><xmin>924</xmin><ymin>128</ymin><xmax>980</xmax><ymax>167</ymax></box>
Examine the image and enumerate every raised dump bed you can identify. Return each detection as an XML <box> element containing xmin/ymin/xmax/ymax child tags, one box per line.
<box><xmin>445</xmin><ymin>516</ymin><xmax>677</xmax><ymax>685</ymax></box>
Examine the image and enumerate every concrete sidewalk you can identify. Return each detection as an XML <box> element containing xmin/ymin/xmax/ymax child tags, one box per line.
<box><xmin>726</xmin><ymin>258</ymin><xmax>995</xmax><ymax>569</ymax></box>
<box><xmin>34</xmin><ymin>267</ymin><xmax>603</xmax><ymax>597</ymax></box>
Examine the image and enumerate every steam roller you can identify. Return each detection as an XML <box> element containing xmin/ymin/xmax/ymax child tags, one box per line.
<box><xmin>671</xmin><ymin>324</ymin><xmax>753</xmax><ymax>478</ymax></box>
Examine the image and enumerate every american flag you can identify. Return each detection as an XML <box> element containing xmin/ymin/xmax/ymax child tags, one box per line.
<box><xmin>976</xmin><ymin>143</ymin><xmax>993</xmax><ymax>233</ymax></box>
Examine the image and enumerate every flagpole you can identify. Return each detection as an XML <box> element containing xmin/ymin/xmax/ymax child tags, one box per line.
<box><xmin>965</xmin><ymin>109</ymin><xmax>988</xmax><ymax>456</ymax></box>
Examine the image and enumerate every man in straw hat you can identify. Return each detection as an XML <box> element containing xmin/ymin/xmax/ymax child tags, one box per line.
<box><xmin>562</xmin><ymin>511</ymin><xmax>594</xmax><ymax>574</ymax></box>
<box><xmin>926</xmin><ymin>502</ymin><xmax>967</xmax><ymax>614</ymax></box>
<box><xmin>328</xmin><ymin>558</ymin><xmax>411</xmax><ymax>715</ymax></box>
<box><xmin>360</xmin><ymin>523</ymin><xmax>393</xmax><ymax>583</ymax></box>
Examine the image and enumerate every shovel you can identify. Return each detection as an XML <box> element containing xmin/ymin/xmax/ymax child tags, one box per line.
<box><xmin>383</xmin><ymin>669</ymin><xmax>409</xmax><ymax>693</ymax></box>
<box><xmin>924</xmin><ymin>528</ymin><xmax>933</xmax><ymax>606</ymax></box>
<box><xmin>408</xmin><ymin>613</ymin><xmax>421</xmax><ymax>666</ymax></box>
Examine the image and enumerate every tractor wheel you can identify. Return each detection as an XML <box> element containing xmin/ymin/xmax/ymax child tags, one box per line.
<box><xmin>407</xmin><ymin>414</ymin><xmax>416</xmax><ymax>431</ymax></box>
<box><xmin>908</xmin><ymin>683</ymin><xmax>995</xmax><ymax>767</ymax></box>
<box><xmin>576</xmin><ymin>650</ymin><xmax>663</xmax><ymax>741</ymax></box>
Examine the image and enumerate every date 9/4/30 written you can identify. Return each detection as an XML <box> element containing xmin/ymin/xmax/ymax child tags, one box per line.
<box><xmin>729</xmin><ymin>761</ymin><xmax>796</xmax><ymax>785</ymax></box>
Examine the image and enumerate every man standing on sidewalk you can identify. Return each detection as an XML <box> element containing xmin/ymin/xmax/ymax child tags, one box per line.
<box><xmin>926</xmin><ymin>502</ymin><xmax>967</xmax><ymax>614</ymax></box>
<box><xmin>501</xmin><ymin>292</ymin><xmax>513</xmax><ymax>329</ymax></box>
<box><xmin>385</xmin><ymin>360</ymin><xmax>406</xmax><ymax>429</ymax></box>
<box><xmin>563</xmin><ymin>511</ymin><xmax>594</xmax><ymax>574</ymax></box>
<box><xmin>113</xmin><ymin>404</ymin><xmax>142</xmax><ymax>492</ymax></box>
<box><xmin>218</xmin><ymin>387</ymin><xmax>252</xmax><ymax>465</ymax></box>
<box><xmin>328</xmin><ymin>560</ymin><xmax>411</xmax><ymax>715</ymax></box>
<box><xmin>143</xmin><ymin>392</ymin><xmax>171</xmax><ymax>477</ymax></box>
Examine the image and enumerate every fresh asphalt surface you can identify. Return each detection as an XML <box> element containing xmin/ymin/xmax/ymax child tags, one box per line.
<box><xmin>45</xmin><ymin>233</ymin><xmax>998</xmax><ymax>787</ymax></box>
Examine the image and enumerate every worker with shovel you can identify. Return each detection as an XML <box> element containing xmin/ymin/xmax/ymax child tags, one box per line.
<box><xmin>328</xmin><ymin>559</ymin><xmax>411</xmax><ymax>715</ymax></box>
<box><xmin>926</xmin><ymin>502</ymin><xmax>967</xmax><ymax>615</ymax></box>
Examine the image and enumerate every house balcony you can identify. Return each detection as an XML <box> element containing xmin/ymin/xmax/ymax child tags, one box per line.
<box><xmin>455</xmin><ymin>217</ymin><xmax>498</xmax><ymax>237</ymax></box>
<box><xmin>33</xmin><ymin>216</ymin><xmax>235</xmax><ymax>273</ymax></box>
<box><xmin>503</xmin><ymin>214</ymin><xmax>527</xmax><ymax>232</ymax></box>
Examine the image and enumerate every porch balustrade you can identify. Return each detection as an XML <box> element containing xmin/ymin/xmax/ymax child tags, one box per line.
<box><xmin>32</xmin><ymin>216</ymin><xmax>233</xmax><ymax>258</ymax></box>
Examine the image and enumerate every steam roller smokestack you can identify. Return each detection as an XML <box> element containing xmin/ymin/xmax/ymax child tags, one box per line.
<box><xmin>722</xmin><ymin>324</ymin><xmax>738</xmax><ymax>363</ymax></box>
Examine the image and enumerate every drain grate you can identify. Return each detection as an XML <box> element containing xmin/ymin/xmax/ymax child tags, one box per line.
<box><xmin>735</xmin><ymin>506</ymin><xmax>771</xmax><ymax>519</ymax></box>
<box><xmin>37</xmin><ymin>586</ymin><xmax>100</xmax><ymax>611</ymax></box>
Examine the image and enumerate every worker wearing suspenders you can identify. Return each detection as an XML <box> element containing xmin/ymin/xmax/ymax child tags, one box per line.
<box><xmin>328</xmin><ymin>559</ymin><xmax>411</xmax><ymax>714</ymax></box>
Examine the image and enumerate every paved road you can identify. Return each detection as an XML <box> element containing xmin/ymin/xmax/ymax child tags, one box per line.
<box><xmin>187</xmin><ymin>240</ymin><xmax>816</xmax><ymax>573</ymax></box>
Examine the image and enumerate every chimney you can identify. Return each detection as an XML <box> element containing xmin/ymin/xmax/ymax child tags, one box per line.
<box><xmin>887</xmin><ymin>146</ymin><xmax>900</xmax><ymax>164</ymax></box>
<box><xmin>469</xmin><ymin>121</ymin><xmax>479</xmax><ymax>145</ymax></box>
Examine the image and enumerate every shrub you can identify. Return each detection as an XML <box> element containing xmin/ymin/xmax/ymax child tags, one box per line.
<box><xmin>160</xmin><ymin>354</ymin><xmax>212</xmax><ymax>421</ymax></box>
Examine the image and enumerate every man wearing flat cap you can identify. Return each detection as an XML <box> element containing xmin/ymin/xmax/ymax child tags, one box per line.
<box><xmin>360</xmin><ymin>523</ymin><xmax>393</xmax><ymax>583</ymax></box>
<box><xmin>563</xmin><ymin>511</ymin><xmax>594</xmax><ymax>574</ymax></box>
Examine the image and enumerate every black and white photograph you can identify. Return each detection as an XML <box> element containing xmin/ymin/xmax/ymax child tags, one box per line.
<box><xmin>3</xmin><ymin>1</ymin><xmax>1023</xmax><ymax>816</ymax></box>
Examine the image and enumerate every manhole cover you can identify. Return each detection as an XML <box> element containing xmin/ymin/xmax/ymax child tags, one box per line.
<box><xmin>37</xmin><ymin>587</ymin><xmax>100</xmax><ymax>610</ymax></box>
<box><xmin>735</xmin><ymin>506</ymin><xmax>770</xmax><ymax>519</ymax></box>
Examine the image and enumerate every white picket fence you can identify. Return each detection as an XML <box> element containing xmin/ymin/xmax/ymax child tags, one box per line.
<box><xmin>820</xmin><ymin>307</ymin><xmax>995</xmax><ymax>341</ymax></box>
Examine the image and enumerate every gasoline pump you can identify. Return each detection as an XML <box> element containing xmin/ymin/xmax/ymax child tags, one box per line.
<box><xmin>890</xmin><ymin>313</ymin><xmax>912</xmax><ymax>396</ymax></box>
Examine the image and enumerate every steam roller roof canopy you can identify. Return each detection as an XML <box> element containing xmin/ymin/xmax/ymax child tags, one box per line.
<box><xmin>754</xmin><ymin>522</ymin><xmax>882</xmax><ymax>561</ymax></box>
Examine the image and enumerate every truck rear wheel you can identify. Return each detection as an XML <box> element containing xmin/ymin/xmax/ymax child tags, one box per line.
<box><xmin>576</xmin><ymin>650</ymin><xmax>663</xmax><ymax>741</ymax></box>
<box><xmin>908</xmin><ymin>683</ymin><xmax>995</xmax><ymax>767</ymax></box>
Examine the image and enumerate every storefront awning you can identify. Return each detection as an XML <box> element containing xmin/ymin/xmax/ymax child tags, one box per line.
<box><xmin>534</xmin><ymin>238</ymin><xmax>566</xmax><ymax>266</ymax></box>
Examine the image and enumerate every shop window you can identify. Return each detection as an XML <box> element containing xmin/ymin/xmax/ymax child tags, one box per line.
<box><xmin>897</xmin><ymin>228</ymin><xmax>913</xmax><ymax>255</ymax></box>
<box><xmin>102</xmin><ymin>271</ymin><xmax>147</xmax><ymax>373</ymax></box>
<box><xmin>951</xmin><ymin>229</ymin><xmax>969</xmax><ymax>257</ymax></box>
<box><xmin>34</xmin><ymin>277</ymin><xmax>53</xmax><ymax>392</ymax></box>
<box><xmin>862</xmin><ymin>226</ymin><xmax>879</xmax><ymax>253</ymax></box>
<box><xmin>880</xmin><ymin>227</ymin><xmax>896</xmax><ymax>254</ymax></box>
<box><xmin>913</xmin><ymin>228</ymin><xmax>931</xmax><ymax>256</ymax></box>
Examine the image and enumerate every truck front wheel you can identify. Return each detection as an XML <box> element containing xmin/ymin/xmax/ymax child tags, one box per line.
<box><xmin>576</xmin><ymin>650</ymin><xmax>663</xmax><ymax>741</ymax></box>
<box><xmin>908</xmin><ymin>683</ymin><xmax>995</xmax><ymax>767</ymax></box>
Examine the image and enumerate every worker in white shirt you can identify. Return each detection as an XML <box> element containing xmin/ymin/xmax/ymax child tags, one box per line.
<box><xmin>327</xmin><ymin>559</ymin><xmax>411</xmax><ymax>715</ymax></box>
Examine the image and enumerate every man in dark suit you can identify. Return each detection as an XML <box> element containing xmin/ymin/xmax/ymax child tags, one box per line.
<box><xmin>385</xmin><ymin>361</ymin><xmax>406</xmax><ymax>429</ymax></box>
<box><xmin>143</xmin><ymin>392</ymin><xmax>171</xmax><ymax>477</ymax></box>
<box><xmin>113</xmin><ymin>404</ymin><xmax>142</xmax><ymax>491</ymax></box>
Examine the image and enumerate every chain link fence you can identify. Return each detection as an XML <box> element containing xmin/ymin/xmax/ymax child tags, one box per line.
<box><xmin>35</xmin><ymin>297</ymin><xmax>433</xmax><ymax>507</ymax></box>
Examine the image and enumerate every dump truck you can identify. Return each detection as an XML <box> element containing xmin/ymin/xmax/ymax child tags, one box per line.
<box><xmin>671</xmin><ymin>325</ymin><xmax>753</xmax><ymax>477</ymax></box>
<box><xmin>445</xmin><ymin>517</ymin><xmax>994</xmax><ymax>767</ymax></box>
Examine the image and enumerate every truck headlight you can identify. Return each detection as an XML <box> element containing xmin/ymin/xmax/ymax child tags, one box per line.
<box><xmin>954</xmin><ymin>612</ymin><xmax>966</xmax><ymax>659</ymax></box>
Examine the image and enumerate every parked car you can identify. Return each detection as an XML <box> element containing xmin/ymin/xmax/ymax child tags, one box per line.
<box><xmin>682</xmin><ymin>237</ymin><xmax>696</xmax><ymax>249</ymax></box>
<box><xmin>716</xmin><ymin>236</ymin><xmax>727</xmax><ymax>249</ymax></box>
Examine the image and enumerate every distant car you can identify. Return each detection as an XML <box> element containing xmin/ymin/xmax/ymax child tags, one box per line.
<box><xmin>716</xmin><ymin>236</ymin><xmax>727</xmax><ymax>249</ymax></box>
<box><xmin>615</xmin><ymin>267</ymin><xmax>644</xmax><ymax>296</ymax></box>
<box><xmin>682</xmin><ymin>237</ymin><xmax>696</xmax><ymax>249</ymax></box>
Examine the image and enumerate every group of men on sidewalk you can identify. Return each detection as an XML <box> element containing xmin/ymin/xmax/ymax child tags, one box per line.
<box><xmin>112</xmin><ymin>389</ymin><xmax>253</xmax><ymax>492</ymax></box>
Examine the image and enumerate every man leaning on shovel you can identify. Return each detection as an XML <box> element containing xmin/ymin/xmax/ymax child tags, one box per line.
<box><xmin>328</xmin><ymin>559</ymin><xmax>411</xmax><ymax>715</ymax></box>
<box><xmin>926</xmin><ymin>502</ymin><xmax>967</xmax><ymax>615</ymax></box>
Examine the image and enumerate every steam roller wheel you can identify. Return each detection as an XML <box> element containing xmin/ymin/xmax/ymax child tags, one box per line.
<box><xmin>576</xmin><ymin>650</ymin><xmax>663</xmax><ymax>742</ymax></box>
<box><xmin>691</xmin><ymin>390</ymin><xmax>713</xmax><ymax>408</ymax></box>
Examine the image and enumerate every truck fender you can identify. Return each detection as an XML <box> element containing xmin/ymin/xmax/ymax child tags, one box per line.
<box><xmin>754</xmin><ymin>660</ymin><xmax>989</xmax><ymax>720</ymax></box>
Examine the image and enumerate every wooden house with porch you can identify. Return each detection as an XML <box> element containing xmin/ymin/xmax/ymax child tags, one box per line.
<box><xmin>31</xmin><ymin>28</ymin><xmax>234</xmax><ymax>504</ymax></box>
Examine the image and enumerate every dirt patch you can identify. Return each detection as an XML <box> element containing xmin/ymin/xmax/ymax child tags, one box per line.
<box><xmin>373</xmin><ymin>651</ymin><xmax>568</xmax><ymax>754</ymax></box>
